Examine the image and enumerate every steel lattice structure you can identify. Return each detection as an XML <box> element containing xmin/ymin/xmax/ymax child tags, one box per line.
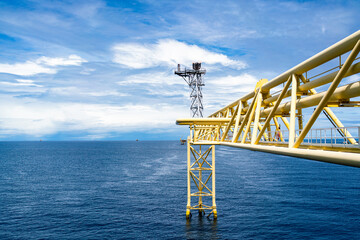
<box><xmin>175</xmin><ymin>63</ymin><xmax>206</xmax><ymax>118</ymax></box>
<box><xmin>177</xmin><ymin>31</ymin><xmax>360</xmax><ymax>219</ymax></box>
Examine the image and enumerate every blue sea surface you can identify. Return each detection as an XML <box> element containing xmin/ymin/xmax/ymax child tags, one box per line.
<box><xmin>0</xmin><ymin>141</ymin><xmax>359</xmax><ymax>239</ymax></box>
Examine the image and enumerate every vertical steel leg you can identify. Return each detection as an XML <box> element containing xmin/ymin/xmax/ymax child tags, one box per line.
<box><xmin>186</xmin><ymin>138</ymin><xmax>191</xmax><ymax>219</ymax></box>
<box><xmin>289</xmin><ymin>74</ymin><xmax>297</xmax><ymax>148</ymax></box>
<box><xmin>186</xmin><ymin>143</ymin><xmax>217</xmax><ymax>219</ymax></box>
<box><xmin>198</xmin><ymin>146</ymin><xmax>203</xmax><ymax>215</ymax></box>
<box><xmin>212</xmin><ymin>145</ymin><xmax>217</xmax><ymax>219</ymax></box>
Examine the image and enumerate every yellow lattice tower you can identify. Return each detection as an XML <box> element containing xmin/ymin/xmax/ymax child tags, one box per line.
<box><xmin>186</xmin><ymin>138</ymin><xmax>216</xmax><ymax>219</ymax></box>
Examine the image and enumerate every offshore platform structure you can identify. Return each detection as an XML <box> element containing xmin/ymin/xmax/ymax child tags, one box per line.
<box><xmin>177</xmin><ymin>31</ymin><xmax>360</xmax><ymax>219</ymax></box>
<box><xmin>175</xmin><ymin>63</ymin><xmax>217</xmax><ymax>219</ymax></box>
<box><xmin>175</xmin><ymin>62</ymin><xmax>206</xmax><ymax>118</ymax></box>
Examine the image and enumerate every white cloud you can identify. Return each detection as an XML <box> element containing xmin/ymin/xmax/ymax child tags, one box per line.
<box><xmin>206</xmin><ymin>73</ymin><xmax>259</xmax><ymax>97</ymax></box>
<box><xmin>36</xmin><ymin>54</ymin><xmax>87</xmax><ymax>66</ymax></box>
<box><xmin>0</xmin><ymin>79</ymin><xmax>43</xmax><ymax>87</ymax></box>
<box><xmin>0</xmin><ymin>79</ymin><xmax>46</xmax><ymax>94</ymax></box>
<box><xmin>202</xmin><ymin>73</ymin><xmax>261</xmax><ymax>113</ymax></box>
<box><xmin>0</xmin><ymin>55</ymin><xmax>87</xmax><ymax>76</ymax></box>
<box><xmin>0</xmin><ymin>97</ymin><xmax>187</xmax><ymax>137</ymax></box>
<box><xmin>117</xmin><ymin>72</ymin><xmax>181</xmax><ymax>86</ymax></box>
<box><xmin>80</xmin><ymin>68</ymin><xmax>95</xmax><ymax>75</ymax></box>
<box><xmin>16</xmin><ymin>79</ymin><xmax>36</xmax><ymax>84</ymax></box>
<box><xmin>49</xmin><ymin>87</ymin><xmax>128</xmax><ymax>97</ymax></box>
<box><xmin>116</xmin><ymin>71</ymin><xmax>191</xmax><ymax>97</ymax></box>
<box><xmin>0</xmin><ymin>61</ymin><xmax>55</xmax><ymax>76</ymax></box>
<box><xmin>145</xmin><ymin>87</ymin><xmax>188</xmax><ymax>98</ymax></box>
<box><xmin>113</xmin><ymin>39</ymin><xmax>247</xmax><ymax>69</ymax></box>
<box><xmin>207</xmin><ymin>73</ymin><xmax>258</xmax><ymax>87</ymax></box>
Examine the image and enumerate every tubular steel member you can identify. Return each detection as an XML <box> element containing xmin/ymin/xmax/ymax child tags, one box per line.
<box><xmin>186</xmin><ymin>138</ymin><xmax>217</xmax><ymax>219</ymax></box>
<box><xmin>177</xmin><ymin>30</ymin><xmax>360</xmax><ymax>218</ymax></box>
<box><xmin>293</xmin><ymin>39</ymin><xmax>360</xmax><ymax>148</ymax></box>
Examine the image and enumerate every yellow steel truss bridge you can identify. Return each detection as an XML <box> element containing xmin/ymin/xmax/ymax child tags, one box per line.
<box><xmin>176</xmin><ymin>30</ymin><xmax>360</xmax><ymax>219</ymax></box>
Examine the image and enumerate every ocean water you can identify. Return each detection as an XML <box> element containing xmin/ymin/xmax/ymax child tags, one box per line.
<box><xmin>0</xmin><ymin>141</ymin><xmax>359</xmax><ymax>239</ymax></box>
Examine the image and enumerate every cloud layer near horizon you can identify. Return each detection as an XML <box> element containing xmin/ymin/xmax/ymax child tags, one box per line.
<box><xmin>0</xmin><ymin>97</ymin><xmax>187</xmax><ymax>138</ymax></box>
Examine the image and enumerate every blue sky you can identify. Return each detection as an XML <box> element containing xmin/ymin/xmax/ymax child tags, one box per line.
<box><xmin>0</xmin><ymin>0</ymin><xmax>359</xmax><ymax>140</ymax></box>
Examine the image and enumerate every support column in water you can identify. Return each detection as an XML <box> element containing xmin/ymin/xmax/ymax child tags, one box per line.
<box><xmin>186</xmin><ymin>140</ymin><xmax>217</xmax><ymax>219</ymax></box>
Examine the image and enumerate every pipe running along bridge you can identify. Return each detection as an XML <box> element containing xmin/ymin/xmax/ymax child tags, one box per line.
<box><xmin>176</xmin><ymin>30</ymin><xmax>360</xmax><ymax>219</ymax></box>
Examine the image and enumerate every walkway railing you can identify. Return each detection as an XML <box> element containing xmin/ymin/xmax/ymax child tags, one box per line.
<box><xmin>257</xmin><ymin>126</ymin><xmax>360</xmax><ymax>148</ymax></box>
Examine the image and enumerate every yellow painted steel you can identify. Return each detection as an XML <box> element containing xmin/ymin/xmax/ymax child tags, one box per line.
<box><xmin>298</xmin><ymin>75</ymin><xmax>357</xmax><ymax>144</ymax></box>
<box><xmin>294</xmin><ymin>40</ymin><xmax>360</xmax><ymax>147</ymax></box>
<box><xmin>254</xmin><ymin>76</ymin><xmax>292</xmax><ymax>144</ymax></box>
<box><xmin>178</xmin><ymin>30</ymin><xmax>360</xmax><ymax>218</ymax></box>
<box><xmin>288</xmin><ymin>74</ymin><xmax>297</xmax><ymax>148</ymax></box>
<box><xmin>186</xmin><ymin>141</ymin><xmax>217</xmax><ymax>219</ymax></box>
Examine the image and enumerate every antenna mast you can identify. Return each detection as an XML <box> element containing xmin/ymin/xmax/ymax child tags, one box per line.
<box><xmin>175</xmin><ymin>62</ymin><xmax>206</xmax><ymax>118</ymax></box>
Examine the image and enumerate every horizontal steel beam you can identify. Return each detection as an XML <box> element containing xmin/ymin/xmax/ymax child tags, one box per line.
<box><xmin>221</xmin><ymin>142</ymin><xmax>360</xmax><ymax>168</ymax></box>
<box><xmin>176</xmin><ymin>118</ymin><xmax>229</xmax><ymax>125</ymax></box>
<box><xmin>190</xmin><ymin>141</ymin><xmax>360</xmax><ymax>167</ymax></box>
